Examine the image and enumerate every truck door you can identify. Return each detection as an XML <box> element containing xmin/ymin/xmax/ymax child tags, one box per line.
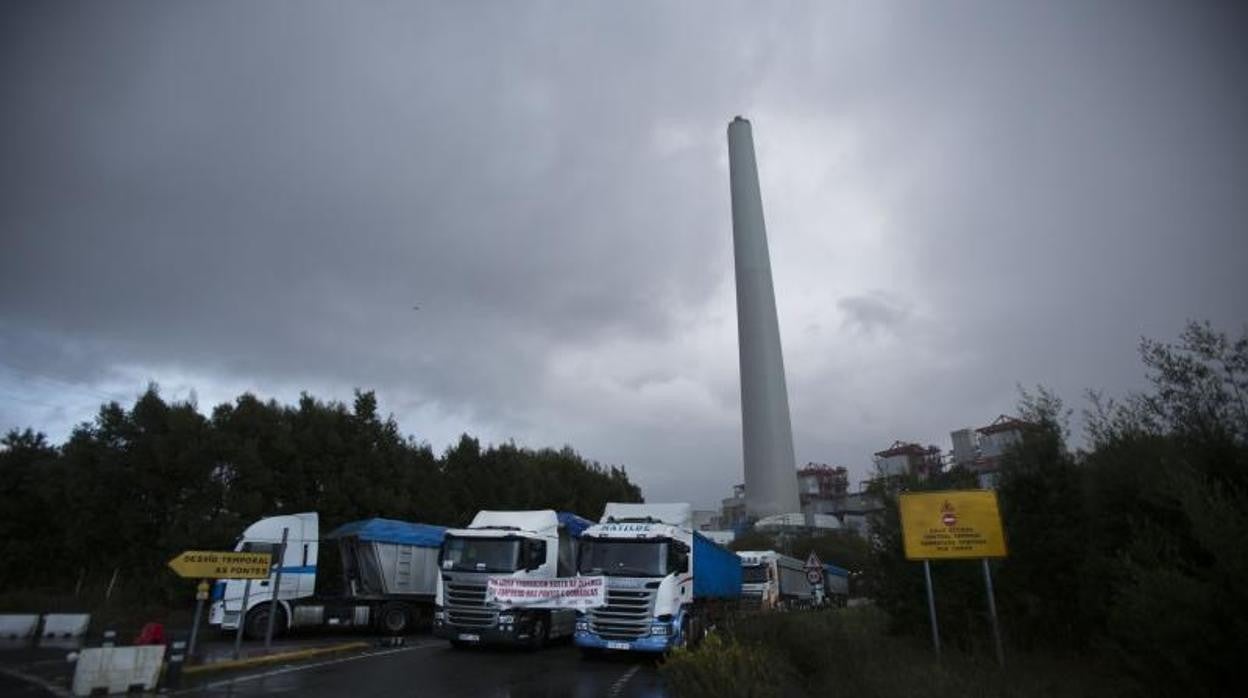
<box><xmin>297</xmin><ymin>516</ymin><xmax>317</xmax><ymax>597</ymax></box>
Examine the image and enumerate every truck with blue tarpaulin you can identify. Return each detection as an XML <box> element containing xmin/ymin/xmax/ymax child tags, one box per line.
<box><xmin>573</xmin><ymin>502</ymin><xmax>742</xmax><ymax>655</ymax></box>
<box><xmin>822</xmin><ymin>563</ymin><xmax>850</xmax><ymax>606</ymax></box>
<box><xmin>208</xmin><ymin>512</ymin><xmax>446</xmax><ymax>638</ymax></box>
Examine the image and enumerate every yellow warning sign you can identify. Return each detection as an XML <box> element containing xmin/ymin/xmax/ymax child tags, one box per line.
<box><xmin>899</xmin><ymin>490</ymin><xmax>1007</xmax><ymax>560</ymax></box>
<box><xmin>167</xmin><ymin>551</ymin><xmax>272</xmax><ymax>579</ymax></box>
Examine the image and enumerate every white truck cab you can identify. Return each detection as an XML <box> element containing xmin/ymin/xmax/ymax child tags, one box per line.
<box><xmin>209</xmin><ymin>512</ymin><xmax>318</xmax><ymax>637</ymax></box>
<box><xmin>433</xmin><ymin>510</ymin><xmax>588</xmax><ymax>648</ymax></box>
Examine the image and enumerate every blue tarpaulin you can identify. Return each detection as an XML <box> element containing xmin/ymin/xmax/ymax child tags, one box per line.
<box><xmin>326</xmin><ymin>518</ymin><xmax>447</xmax><ymax>548</ymax></box>
<box><xmin>692</xmin><ymin>531</ymin><xmax>743</xmax><ymax>599</ymax></box>
<box><xmin>556</xmin><ymin>511</ymin><xmax>593</xmax><ymax>538</ymax></box>
<box><xmin>824</xmin><ymin>563</ymin><xmax>849</xmax><ymax>578</ymax></box>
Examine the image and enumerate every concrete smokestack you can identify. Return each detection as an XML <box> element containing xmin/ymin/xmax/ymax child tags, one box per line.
<box><xmin>727</xmin><ymin>116</ymin><xmax>800</xmax><ymax>519</ymax></box>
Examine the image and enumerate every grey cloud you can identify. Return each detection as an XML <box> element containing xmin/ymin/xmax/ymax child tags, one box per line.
<box><xmin>837</xmin><ymin>291</ymin><xmax>911</xmax><ymax>335</ymax></box>
<box><xmin>2</xmin><ymin>1</ymin><xmax>1246</xmax><ymax>504</ymax></box>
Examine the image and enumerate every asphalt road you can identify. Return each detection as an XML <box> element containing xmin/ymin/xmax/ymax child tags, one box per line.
<box><xmin>181</xmin><ymin>638</ymin><xmax>667</xmax><ymax>698</ymax></box>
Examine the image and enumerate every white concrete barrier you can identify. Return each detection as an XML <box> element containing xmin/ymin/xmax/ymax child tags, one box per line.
<box><xmin>72</xmin><ymin>646</ymin><xmax>165</xmax><ymax>696</ymax></box>
<box><xmin>38</xmin><ymin>614</ymin><xmax>90</xmax><ymax>646</ymax></box>
<box><xmin>0</xmin><ymin>614</ymin><xmax>40</xmax><ymax>641</ymax></box>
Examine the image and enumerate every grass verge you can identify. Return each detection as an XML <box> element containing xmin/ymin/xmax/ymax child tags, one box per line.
<box><xmin>660</xmin><ymin>607</ymin><xmax>1141</xmax><ymax>698</ymax></box>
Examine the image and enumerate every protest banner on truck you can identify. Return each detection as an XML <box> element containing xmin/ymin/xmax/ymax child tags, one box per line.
<box><xmin>486</xmin><ymin>576</ymin><xmax>606</xmax><ymax>609</ymax></box>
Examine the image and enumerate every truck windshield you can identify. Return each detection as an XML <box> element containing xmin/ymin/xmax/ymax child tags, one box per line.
<box><xmin>577</xmin><ymin>539</ymin><xmax>669</xmax><ymax>577</ymax></box>
<box><xmin>442</xmin><ymin>536</ymin><xmax>521</xmax><ymax>573</ymax></box>
<box><xmin>742</xmin><ymin>564</ymin><xmax>769</xmax><ymax>583</ymax></box>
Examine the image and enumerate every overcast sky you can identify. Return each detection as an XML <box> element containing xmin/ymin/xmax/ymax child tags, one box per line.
<box><xmin>2</xmin><ymin>1</ymin><xmax>1245</xmax><ymax>509</ymax></box>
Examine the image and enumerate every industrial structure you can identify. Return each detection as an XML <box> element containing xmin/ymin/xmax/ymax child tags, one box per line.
<box><xmin>949</xmin><ymin>415</ymin><xmax>1033</xmax><ymax>487</ymax></box>
<box><xmin>727</xmin><ymin>116</ymin><xmax>801</xmax><ymax>520</ymax></box>
<box><xmin>711</xmin><ymin>414</ymin><xmax>1035</xmax><ymax>538</ymax></box>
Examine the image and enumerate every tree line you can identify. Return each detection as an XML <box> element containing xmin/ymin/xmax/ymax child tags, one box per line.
<box><xmin>0</xmin><ymin>388</ymin><xmax>642</xmax><ymax>604</ymax></box>
<box><xmin>867</xmin><ymin>321</ymin><xmax>1246</xmax><ymax>695</ymax></box>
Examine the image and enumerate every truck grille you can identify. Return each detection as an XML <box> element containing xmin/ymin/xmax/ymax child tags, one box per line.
<box><xmin>588</xmin><ymin>588</ymin><xmax>655</xmax><ymax>640</ymax></box>
<box><xmin>444</xmin><ymin>581</ymin><xmax>496</xmax><ymax>628</ymax></box>
<box><xmin>740</xmin><ymin>590</ymin><xmax>764</xmax><ymax>610</ymax></box>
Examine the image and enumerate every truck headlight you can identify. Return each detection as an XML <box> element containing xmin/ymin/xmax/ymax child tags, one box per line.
<box><xmin>575</xmin><ymin>620</ymin><xmax>588</xmax><ymax>632</ymax></box>
<box><xmin>433</xmin><ymin>610</ymin><xmax>444</xmax><ymax>621</ymax></box>
<box><xmin>498</xmin><ymin>613</ymin><xmax>515</xmax><ymax>625</ymax></box>
<box><xmin>650</xmin><ymin>623</ymin><xmax>669</xmax><ymax>635</ymax></box>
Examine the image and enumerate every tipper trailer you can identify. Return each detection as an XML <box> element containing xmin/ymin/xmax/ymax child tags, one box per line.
<box><xmin>209</xmin><ymin>513</ymin><xmax>446</xmax><ymax>638</ymax></box>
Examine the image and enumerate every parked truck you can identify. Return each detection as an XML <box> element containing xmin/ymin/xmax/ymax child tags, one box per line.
<box><xmin>208</xmin><ymin>512</ymin><xmax>446</xmax><ymax>638</ymax></box>
<box><xmin>573</xmin><ymin>502</ymin><xmax>742</xmax><ymax>655</ymax></box>
<box><xmin>433</xmin><ymin>510</ymin><xmax>591</xmax><ymax>649</ymax></box>
<box><xmin>737</xmin><ymin>550</ymin><xmax>813</xmax><ymax>611</ymax></box>
<box><xmin>821</xmin><ymin>563</ymin><xmax>850</xmax><ymax>607</ymax></box>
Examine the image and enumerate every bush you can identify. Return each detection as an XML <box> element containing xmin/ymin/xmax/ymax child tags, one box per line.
<box><xmin>663</xmin><ymin>607</ymin><xmax>1138</xmax><ymax>698</ymax></box>
<box><xmin>661</xmin><ymin>633</ymin><xmax>794</xmax><ymax>698</ymax></box>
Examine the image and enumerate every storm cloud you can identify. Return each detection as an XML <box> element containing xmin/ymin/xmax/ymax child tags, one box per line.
<box><xmin>3</xmin><ymin>1</ymin><xmax>1246</xmax><ymax>507</ymax></box>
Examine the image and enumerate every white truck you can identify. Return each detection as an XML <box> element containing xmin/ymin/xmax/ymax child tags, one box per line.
<box><xmin>737</xmin><ymin>550</ymin><xmax>813</xmax><ymax>611</ymax></box>
<box><xmin>573</xmin><ymin>503</ymin><xmax>743</xmax><ymax>655</ymax></box>
<box><xmin>208</xmin><ymin>512</ymin><xmax>446</xmax><ymax>638</ymax></box>
<box><xmin>432</xmin><ymin>510</ymin><xmax>591</xmax><ymax>649</ymax></box>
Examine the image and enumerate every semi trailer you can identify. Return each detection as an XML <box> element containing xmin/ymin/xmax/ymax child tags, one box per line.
<box><xmin>433</xmin><ymin>509</ymin><xmax>591</xmax><ymax>648</ymax></box>
<box><xmin>737</xmin><ymin>550</ymin><xmax>813</xmax><ymax>611</ymax></box>
<box><xmin>208</xmin><ymin>512</ymin><xmax>446</xmax><ymax>638</ymax></box>
<box><xmin>821</xmin><ymin>563</ymin><xmax>850</xmax><ymax>607</ymax></box>
<box><xmin>573</xmin><ymin>502</ymin><xmax>742</xmax><ymax>655</ymax></box>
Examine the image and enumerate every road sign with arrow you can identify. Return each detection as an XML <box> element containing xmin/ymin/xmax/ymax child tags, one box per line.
<box><xmin>167</xmin><ymin>551</ymin><xmax>271</xmax><ymax>580</ymax></box>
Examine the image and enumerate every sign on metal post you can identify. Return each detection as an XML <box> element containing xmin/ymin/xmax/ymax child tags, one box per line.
<box><xmin>898</xmin><ymin>491</ymin><xmax>1007</xmax><ymax>560</ymax></box>
<box><xmin>167</xmin><ymin>551</ymin><xmax>272</xmax><ymax>579</ymax></box>
<box><xmin>899</xmin><ymin>490</ymin><xmax>1007</xmax><ymax>664</ymax></box>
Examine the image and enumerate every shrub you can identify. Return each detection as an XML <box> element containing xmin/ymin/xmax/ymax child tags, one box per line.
<box><xmin>661</xmin><ymin>633</ymin><xmax>794</xmax><ymax>698</ymax></box>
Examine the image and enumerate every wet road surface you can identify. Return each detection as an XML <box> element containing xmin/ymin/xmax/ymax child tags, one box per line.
<box><xmin>181</xmin><ymin>638</ymin><xmax>667</xmax><ymax>698</ymax></box>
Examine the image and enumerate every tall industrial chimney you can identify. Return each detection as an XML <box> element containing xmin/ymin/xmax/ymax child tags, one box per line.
<box><xmin>727</xmin><ymin>116</ymin><xmax>800</xmax><ymax>520</ymax></box>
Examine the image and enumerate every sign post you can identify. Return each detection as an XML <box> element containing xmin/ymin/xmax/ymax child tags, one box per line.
<box><xmin>803</xmin><ymin>552</ymin><xmax>825</xmax><ymax>605</ymax></box>
<box><xmin>264</xmin><ymin>528</ymin><xmax>289</xmax><ymax>649</ymax></box>
<box><xmin>232</xmin><ymin>578</ymin><xmax>252</xmax><ymax>660</ymax></box>
<box><xmin>922</xmin><ymin>560</ymin><xmax>940</xmax><ymax>655</ymax></box>
<box><xmin>166</xmin><ymin>550</ymin><xmax>271</xmax><ymax>662</ymax></box>
<box><xmin>982</xmin><ymin>559</ymin><xmax>1005</xmax><ymax>667</ymax></box>
<box><xmin>899</xmin><ymin>490</ymin><xmax>1007</xmax><ymax>665</ymax></box>
<box><xmin>187</xmin><ymin>580</ymin><xmax>210</xmax><ymax>658</ymax></box>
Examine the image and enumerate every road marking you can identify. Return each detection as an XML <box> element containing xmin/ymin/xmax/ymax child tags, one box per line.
<box><xmin>0</xmin><ymin>665</ymin><xmax>72</xmax><ymax>698</ymax></box>
<box><xmin>607</xmin><ymin>664</ymin><xmax>641</xmax><ymax>698</ymax></box>
<box><xmin>183</xmin><ymin>641</ymin><xmax>371</xmax><ymax>674</ymax></box>
<box><xmin>181</xmin><ymin>642</ymin><xmax>438</xmax><ymax>693</ymax></box>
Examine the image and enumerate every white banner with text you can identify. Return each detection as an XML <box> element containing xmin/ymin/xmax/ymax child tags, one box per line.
<box><xmin>485</xmin><ymin>576</ymin><xmax>607</xmax><ymax>609</ymax></box>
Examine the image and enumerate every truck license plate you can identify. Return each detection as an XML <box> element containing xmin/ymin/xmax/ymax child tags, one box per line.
<box><xmin>457</xmin><ymin>633</ymin><xmax>480</xmax><ymax>642</ymax></box>
<box><xmin>607</xmin><ymin>641</ymin><xmax>630</xmax><ymax>650</ymax></box>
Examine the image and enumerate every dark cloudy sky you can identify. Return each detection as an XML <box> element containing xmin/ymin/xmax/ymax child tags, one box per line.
<box><xmin>3</xmin><ymin>1</ymin><xmax>1246</xmax><ymax>508</ymax></box>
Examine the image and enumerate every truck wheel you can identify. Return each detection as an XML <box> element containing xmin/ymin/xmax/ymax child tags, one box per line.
<box><xmin>527</xmin><ymin>616</ymin><xmax>548</xmax><ymax>650</ymax></box>
<box><xmin>244</xmin><ymin>603</ymin><xmax>287</xmax><ymax>641</ymax></box>
<box><xmin>680</xmin><ymin>615</ymin><xmax>705</xmax><ymax>648</ymax></box>
<box><xmin>378</xmin><ymin>603</ymin><xmax>411</xmax><ymax>635</ymax></box>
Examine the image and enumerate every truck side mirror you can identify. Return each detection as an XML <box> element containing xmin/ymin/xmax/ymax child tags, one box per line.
<box><xmin>524</xmin><ymin>540</ymin><xmax>546</xmax><ymax>571</ymax></box>
<box><xmin>667</xmin><ymin>542</ymin><xmax>689</xmax><ymax>574</ymax></box>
